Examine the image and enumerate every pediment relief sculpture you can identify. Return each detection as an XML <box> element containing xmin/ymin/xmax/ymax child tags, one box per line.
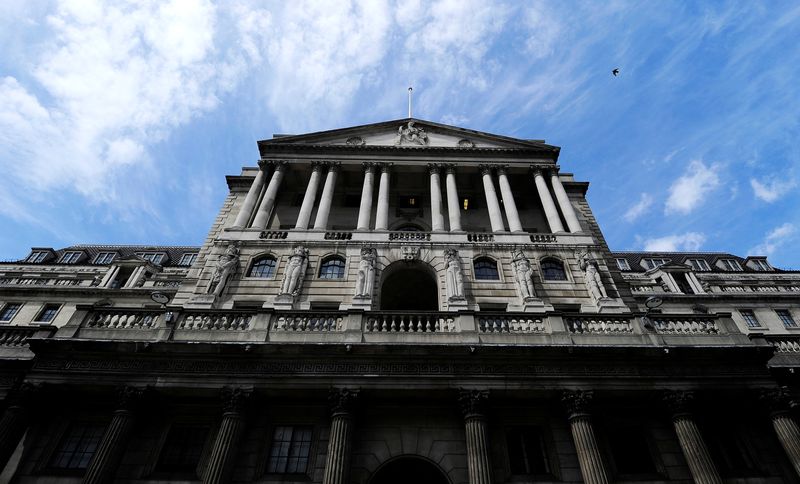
<box><xmin>394</xmin><ymin>121</ymin><xmax>429</xmax><ymax>146</ymax></box>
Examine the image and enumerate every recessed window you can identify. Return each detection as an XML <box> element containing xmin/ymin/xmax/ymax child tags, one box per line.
<box><xmin>59</xmin><ymin>251</ymin><xmax>82</xmax><ymax>264</ymax></box>
<box><xmin>267</xmin><ymin>426</ymin><xmax>313</xmax><ymax>474</ymax></box>
<box><xmin>751</xmin><ymin>259</ymin><xmax>771</xmax><ymax>271</ymax></box>
<box><xmin>93</xmin><ymin>252</ymin><xmax>116</xmax><ymax>264</ymax></box>
<box><xmin>26</xmin><ymin>251</ymin><xmax>49</xmax><ymax>263</ymax></box>
<box><xmin>398</xmin><ymin>194</ymin><xmax>422</xmax><ymax>209</ymax></box>
<box><xmin>687</xmin><ymin>258</ymin><xmax>710</xmax><ymax>271</ymax></box>
<box><xmin>461</xmin><ymin>196</ymin><xmax>477</xmax><ymax>211</ymax></box>
<box><xmin>156</xmin><ymin>424</ymin><xmax>210</xmax><ymax>474</ymax></box>
<box><xmin>136</xmin><ymin>252</ymin><xmax>165</xmax><ymax>264</ymax></box>
<box><xmin>720</xmin><ymin>259</ymin><xmax>743</xmax><ymax>271</ymax></box>
<box><xmin>506</xmin><ymin>426</ymin><xmax>550</xmax><ymax>475</ymax></box>
<box><xmin>178</xmin><ymin>253</ymin><xmax>198</xmax><ymax>266</ymax></box>
<box><xmin>48</xmin><ymin>422</ymin><xmax>106</xmax><ymax>470</ymax></box>
<box><xmin>739</xmin><ymin>309</ymin><xmax>760</xmax><ymax>328</ymax></box>
<box><xmin>776</xmin><ymin>310</ymin><xmax>797</xmax><ymax>328</ymax></box>
<box><xmin>606</xmin><ymin>425</ymin><xmax>658</xmax><ymax>477</ymax></box>
<box><xmin>541</xmin><ymin>258</ymin><xmax>567</xmax><ymax>281</ymax></box>
<box><xmin>643</xmin><ymin>258</ymin><xmax>669</xmax><ymax>270</ymax></box>
<box><xmin>615</xmin><ymin>258</ymin><xmax>631</xmax><ymax>271</ymax></box>
<box><xmin>35</xmin><ymin>304</ymin><xmax>61</xmax><ymax>323</ymax></box>
<box><xmin>319</xmin><ymin>257</ymin><xmax>346</xmax><ymax>279</ymax></box>
<box><xmin>249</xmin><ymin>256</ymin><xmax>277</xmax><ymax>278</ymax></box>
<box><xmin>474</xmin><ymin>258</ymin><xmax>500</xmax><ymax>280</ymax></box>
<box><xmin>0</xmin><ymin>303</ymin><xmax>22</xmax><ymax>323</ymax></box>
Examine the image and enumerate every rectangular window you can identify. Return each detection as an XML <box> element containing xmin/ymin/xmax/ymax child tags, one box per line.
<box><xmin>615</xmin><ymin>258</ymin><xmax>630</xmax><ymax>271</ymax></box>
<box><xmin>776</xmin><ymin>310</ymin><xmax>797</xmax><ymax>328</ymax></box>
<box><xmin>27</xmin><ymin>251</ymin><xmax>48</xmax><ymax>263</ymax></box>
<box><xmin>156</xmin><ymin>424</ymin><xmax>210</xmax><ymax>474</ymax></box>
<box><xmin>687</xmin><ymin>258</ymin><xmax>710</xmax><ymax>271</ymax></box>
<box><xmin>506</xmin><ymin>426</ymin><xmax>550</xmax><ymax>475</ymax></box>
<box><xmin>606</xmin><ymin>425</ymin><xmax>658</xmax><ymax>476</ymax></box>
<box><xmin>59</xmin><ymin>251</ymin><xmax>82</xmax><ymax>264</ymax></box>
<box><xmin>739</xmin><ymin>309</ymin><xmax>760</xmax><ymax>328</ymax></box>
<box><xmin>0</xmin><ymin>303</ymin><xmax>22</xmax><ymax>323</ymax></box>
<box><xmin>93</xmin><ymin>252</ymin><xmax>116</xmax><ymax>264</ymax></box>
<box><xmin>267</xmin><ymin>426</ymin><xmax>313</xmax><ymax>474</ymax></box>
<box><xmin>136</xmin><ymin>252</ymin><xmax>165</xmax><ymax>264</ymax></box>
<box><xmin>720</xmin><ymin>259</ymin><xmax>743</xmax><ymax>271</ymax></box>
<box><xmin>35</xmin><ymin>304</ymin><xmax>61</xmax><ymax>323</ymax></box>
<box><xmin>752</xmin><ymin>259</ymin><xmax>771</xmax><ymax>271</ymax></box>
<box><xmin>178</xmin><ymin>253</ymin><xmax>198</xmax><ymax>266</ymax></box>
<box><xmin>398</xmin><ymin>194</ymin><xmax>422</xmax><ymax>209</ymax></box>
<box><xmin>643</xmin><ymin>258</ymin><xmax>668</xmax><ymax>270</ymax></box>
<box><xmin>49</xmin><ymin>422</ymin><xmax>106</xmax><ymax>470</ymax></box>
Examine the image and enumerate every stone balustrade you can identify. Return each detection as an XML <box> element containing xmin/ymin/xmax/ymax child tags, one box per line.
<box><xmin>566</xmin><ymin>316</ymin><xmax>633</xmax><ymax>334</ymax></box>
<box><xmin>259</xmin><ymin>230</ymin><xmax>288</xmax><ymax>239</ymax></box>
<box><xmin>718</xmin><ymin>285</ymin><xmax>800</xmax><ymax>293</ymax></box>
<box><xmin>770</xmin><ymin>338</ymin><xmax>800</xmax><ymax>353</ymax></box>
<box><xmin>272</xmin><ymin>312</ymin><xmax>343</xmax><ymax>332</ymax></box>
<box><xmin>324</xmin><ymin>231</ymin><xmax>353</xmax><ymax>240</ymax></box>
<box><xmin>180</xmin><ymin>312</ymin><xmax>253</xmax><ymax>331</ymax></box>
<box><xmin>388</xmin><ymin>231</ymin><xmax>431</xmax><ymax>241</ymax></box>
<box><xmin>652</xmin><ymin>316</ymin><xmax>719</xmax><ymax>334</ymax></box>
<box><xmin>530</xmin><ymin>234</ymin><xmax>557</xmax><ymax>243</ymax></box>
<box><xmin>365</xmin><ymin>312</ymin><xmax>456</xmax><ymax>333</ymax></box>
<box><xmin>478</xmin><ymin>314</ymin><xmax>546</xmax><ymax>333</ymax></box>
<box><xmin>0</xmin><ymin>326</ymin><xmax>38</xmax><ymax>347</ymax></box>
<box><xmin>0</xmin><ymin>277</ymin><xmax>84</xmax><ymax>287</ymax></box>
<box><xmin>467</xmin><ymin>233</ymin><xmax>494</xmax><ymax>242</ymax></box>
<box><xmin>84</xmin><ymin>310</ymin><xmax>161</xmax><ymax>329</ymax></box>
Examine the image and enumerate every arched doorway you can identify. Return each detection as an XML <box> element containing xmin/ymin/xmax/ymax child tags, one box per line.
<box><xmin>380</xmin><ymin>261</ymin><xmax>438</xmax><ymax>310</ymax></box>
<box><xmin>369</xmin><ymin>456</ymin><xmax>450</xmax><ymax>484</ymax></box>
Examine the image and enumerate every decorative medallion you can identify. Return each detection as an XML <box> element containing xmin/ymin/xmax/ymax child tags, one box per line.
<box><xmin>457</xmin><ymin>138</ymin><xmax>475</xmax><ymax>148</ymax></box>
<box><xmin>346</xmin><ymin>136</ymin><xmax>366</xmax><ymax>146</ymax></box>
<box><xmin>402</xmin><ymin>246</ymin><xmax>420</xmax><ymax>261</ymax></box>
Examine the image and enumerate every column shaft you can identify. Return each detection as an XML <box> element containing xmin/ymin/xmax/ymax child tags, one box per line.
<box><xmin>445</xmin><ymin>167</ymin><xmax>462</xmax><ymax>232</ymax></box>
<box><xmin>231</xmin><ymin>166</ymin><xmax>267</xmax><ymax>228</ymax></box>
<box><xmin>533</xmin><ymin>169</ymin><xmax>565</xmax><ymax>233</ymax></box>
<box><xmin>464</xmin><ymin>416</ymin><xmax>493</xmax><ymax>484</ymax></box>
<box><xmin>481</xmin><ymin>168</ymin><xmax>505</xmax><ymax>232</ymax></box>
<box><xmin>313</xmin><ymin>164</ymin><xmax>339</xmax><ymax>230</ymax></box>
<box><xmin>356</xmin><ymin>165</ymin><xmax>375</xmax><ymax>230</ymax></box>
<box><xmin>295</xmin><ymin>164</ymin><xmax>323</xmax><ymax>229</ymax></box>
<box><xmin>497</xmin><ymin>168</ymin><xmax>523</xmax><ymax>232</ymax></box>
<box><xmin>0</xmin><ymin>406</ymin><xmax>27</xmax><ymax>473</ymax></box>
<box><xmin>772</xmin><ymin>413</ymin><xmax>800</xmax><ymax>477</ymax></box>
<box><xmin>252</xmin><ymin>163</ymin><xmax>286</xmax><ymax>229</ymax></box>
<box><xmin>569</xmin><ymin>416</ymin><xmax>610</xmax><ymax>484</ymax></box>
<box><xmin>375</xmin><ymin>165</ymin><xmax>391</xmax><ymax>230</ymax></box>
<box><xmin>672</xmin><ymin>416</ymin><xmax>723</xmax><ymax>484</ymax></box>
<box><xmin>550</xmin><ymin>172</ymin><xmax>582</xmax><ymax>232</ymax></box>
<box><xmin>322</xmin><ymin>413</ymin><xmax>354</xmax><ymax>484</ymax></box>
<box><xmin>83</xmin><ymin>410</ymin><xmax>135</xmax><ymax>484</ymax></box>
<box><xmin>429</xmin><ymin>166</ymin><xmax>444</xmax><ymax>231</ymax></box>
<box><xmin>203</xmin><ymin>412</ymin><xmax>244</xmax><ymax>484</ymax></box>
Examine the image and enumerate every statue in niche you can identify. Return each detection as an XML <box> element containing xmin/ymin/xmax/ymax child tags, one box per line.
<box><xmin>444</xmin><ymin>249</ymin><xmax>465</xmax><ymax>300</ymax></box>
<box><xmin>577</xmin><ymin>250</ymin><xmax>609</xmax><ymax>303</ymax></box>
<box><xmin>394</xmin><ymin>121</ymin><xmax>429</xmax><ymax>146</ymax></box>
<box><xmin>511</xmin><ymin>249</ymin><xmax>537</xmax><ymax>300</ymax></box>
<box><xmin>206</xmin><ymin>244</ymin><xmax>240</xmax><ymax>297</ymax></box>
<box><xmin>280</xmin><ymin>246</ymin><xmax>309</xmax><ymax>296</ymax></box>
<box><xmin>354</xmin><ymin>247</ymin><xmax>376</xmax><ymax>298</ymax></box>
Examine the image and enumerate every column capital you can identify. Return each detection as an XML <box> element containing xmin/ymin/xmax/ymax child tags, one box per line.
<box><xmin>478</xmin><ymin>164</ymin><xmax>494</xmax><ymax>176</ymax></box>
<box><xmin>326</xmin><ymin>161</ymin><xmax>342</xmax><ymax>172</ymax></box>
<box><xmin>663</xmin><ymin>389</ymin><xmax>696</xmax><ymax>418</ymax></box>
<box><xmin>7</xmin><ymin>381</ymin><xmax>43</xmax><ymax>409</ymax></box>
<box><xmin>311</xmin><ymin>161</ymin><xmax>327</xmax><ymax>172</ymax></box>
<box><xmin>530</xmin><ymin>165</ymin><xmax>549</xmax><ymax>177</ymax></box>
<box><xmin>561</xmin><ymin>390</ymin><xmax>594</xmax><ymax>419</ymax></box>
<box><xmin>443</xmin><ymin>163</ymin><xmax>457</xmax><ymax>174</ymax></box>
<box><xmin>221</xmin><ymin>386</ymin><xmax>252</xmax><ymax>414</ymax></box>
<box><xmin>361</xmin><ymin>161</ymin><xmax>376</xmax><ymax>171</ymax></box>
<box><xmin>116</xmin><ymin>385</ymin><xmax>147</xmax><ymax>412</ymax></box>
<box><xmin>259</xmin><ymin>159</ymin><xmax>288</xmax><ymax>171</ymax></box>
<box><xmin>458</xmin><ymin>388</ymin><xmax>489</xmax><ymax>418</ymax></box>
<box><xmin>329</xmin><ymin>387</ymin><xmax>360</xmax><ymax>415</ymax></box>
<box><xmin>760</xmin><ymin>386</ymin><xmax>797</xmax><ymax>417</ymax></box>
<box><xmin>378</xmin><ymin>162</ymin><xmax>393</xmax><ymax>173</ymax></box>
<box><xmin>496</xmin><ymin>164</ymin><xmax>510</xmax><ymax>175</ymax></box>
<box><xmin>427</xmin><ymin>163</ymin><xmax>441</xmax><ymax>174</ymax></box>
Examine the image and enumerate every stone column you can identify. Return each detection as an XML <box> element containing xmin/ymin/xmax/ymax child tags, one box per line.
<box><xmin>561</xmin><ymin>390</ymin><xmax>609</xmax><ymax>484</ymax></box>
<box><xmin>252</xmin><ymin>162</ymin><xmax>287</xmax><ymax>229</ymax></box>
<box><xmin>203</xmin><ymin>387</ymin><xmax>251</xmax><ymax>484</ymax></box>
<box><xmin>663</xmin><ymin>390</ymin><xmax>723</xmax><ymax>484</ymax></box>
<box><xmin>295</xmin><ymin>162</ymin><xmax>324</xmax><ymax>230</ymax></box>
<box><xmin>0</xmin><ymin>383</ymin><xmax>39</xmax><ymax>472</ymax></box>
<box><xmin>480</xmin><ymin>166</ymin><xmax>505</xmax><ymax>232</ymax></box>
<box><xmin>231</xmin><ymin>162</ymin><xmax>268</xmax><ymax>228</ymax></box>
<box><xmin>429</xmin><ymin>164</ymin><xmax>445</xmax><ymax>231</ymax></box>
<box><xmin>445</xmin><ymin>165</ymin><xmax>462</xmax><ymax>232</ymax></box>
<box><xmin>322</xmin><ymin>388</ymin><xmax>359</xmax><ymax>484</ymax></box>
<box><xmin>532</xmin><ymin>168</ymin><xmax>565</xmax><ymax>233</ymax></box>
<box><xmin>374</xmin><ymin>164</ymin><xmax>391</xmax><ymax>230</ymax></box>
<box><xmin>761</xmin><ymin>387</ymin><xmax>800</xmax><ymax>477</ymax></box>
<box><xmin>496</xmin><ymin>166</ymin><xmax>523</xmax><ymax>232</ymax></box>
<box><xmin>313</xmin><ymin>163</ymin><xmax>340</xmax><ymax>230</ymax></box>
<box><xmin>550</xmin><ymin>170</ymin><xmax>582</xmax><ymax>233</ymax></box>
<box><xmin>458</xmin><ymin>389</ymin><xmax>493</xmax><ymax>484</ymax></box>
<box><xmin>84</xmin><ymin>386</ymin><xmax>145</xmax><ymax>484</ymax></box>
<box><xmin>356</xmin><ymin>163</ymin><xmax>376</xmax><ymax>230</ymax></box>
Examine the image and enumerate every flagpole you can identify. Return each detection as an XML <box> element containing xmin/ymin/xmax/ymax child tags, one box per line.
<box><xmin>408</xmin><ymin>87</ymin><xmax>413</xmax><ymax>118</ymax></box>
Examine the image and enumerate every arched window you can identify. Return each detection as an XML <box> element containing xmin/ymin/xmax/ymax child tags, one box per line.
<box><xmin>473</xmin><ymin>257</ymin><xmax>499</xmax><ymax>280</ymax></box>
<box><xmin>248</xmin><ymin>256</ymin><xmax>276</xmax><ymax>278</ymax></box>
<box><xmin>319</xmin><ymin>256</ymin><xmax>346</xmax><ymax>279</ymax></box>
<box><xmin>541</xmin><ymin>258</ymin><xmax>567</xmax><ymax>281</ymax></box>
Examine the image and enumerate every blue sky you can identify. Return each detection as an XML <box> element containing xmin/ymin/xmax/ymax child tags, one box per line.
<box><xmin>1</xmin><ymin>1</ymin><xmax>799</xmax><ymax>267</ymax></box>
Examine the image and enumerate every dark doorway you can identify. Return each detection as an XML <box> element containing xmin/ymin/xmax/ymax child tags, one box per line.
<box><xmin>380</xmin><ymin>263</ymin><xmax>438</xmax><ymax>310</ymax></box>
<box><xmin>369</xmin><ymin>457</ymin><xmax>450</xmax><ymax>484</ymax></box>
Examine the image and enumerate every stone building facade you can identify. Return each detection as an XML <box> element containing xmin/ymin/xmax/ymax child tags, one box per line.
<box><xmin>0</xmin><ymin>118</ymin><xmax>799</xmax><ymax>483</ymax></box>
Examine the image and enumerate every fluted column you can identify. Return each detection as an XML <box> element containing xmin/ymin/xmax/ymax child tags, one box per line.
<box><xmin>663</xmin><ymin>391</ymin><xmax>722</xmax><ymax>484</ymax></box>
<box><xmin>480</xmin><ymin>166</ymin><xmax>505</xmax><ymax>232</ymax></box>
<box><xmin>295</xmin><ymin>163</ymin><xmax>324</xmax><ymax>229</ymax></box>
<box><xmin>356</xmin><ymin>163</ymin><xmax>376</xmax><ymax>230</ymax></box>
<box><xmin>445</xmin><ymin>165</ymin><xmax>462</xmax><ymax>232</ymax></box>
<box><xmin>761</xmin><ymin>387</ymin><xmax>800</xmax><ymax>477</ymax></box>
<box><xmin>458</xmin><ymin>389</ymin><xmax>493</xmax><ymax>484</ymax></box>
<box><xmin>532</xmin><ymin>168</ymin><xmax>565</xmax><ymax>233</ymax></box>
<box><xmin>83</xmin><ymin>386</ymin><xmax>145</xmax><ymax>484</ymax></box>
<box><xmin>232</xmin><ymin>162</ymin><xmax>268</xmax><ymax>228</ymax></box>
<box><xmin>561</xmin><ymin>390</ymin><xmax>609</xmax><ymax>484</ymax></box>
<box><xmin>252</xmin><ymin>162</ymin><xmax>287</xmax><ymax>229</ymax></box>
<box><xmin>203</xmin><ymin>387</ymin><xmax>251</xmax><ymax>484</ymax></box>
<box><xmin>313</xmin><ymin>163</ymin><xmax>340</xmax><ymax>230</ymax></box>
<box><xmin>496</xmin><ymin>166</ymin><xmax>523</xmax><ymax>232</ymax></box>
<box><xmin>322</xmin><ymin>388</ymin><xmax>359</xmax><ymax>484</ymax></box>
<box><xmin>550</xmin><ymin>170</ymin><xmax>582</xmax><ymax>233</ymax></box>
<box><xmin>375</xmin><ymin>164</ymin><xmax>391</xmax><ymax>230</ymax></box>
<box><xmin>429</xmin><ymin>164</ymin><xmax>445</xmax><ymax>231</ymax></box>
<box><xmin>0</xmin><ymin>383</ymin><xmax>39</xmax><ymax>472</ymax></box>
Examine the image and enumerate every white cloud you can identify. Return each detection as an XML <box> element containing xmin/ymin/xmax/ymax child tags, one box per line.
<box><xmin>665</xmin><ymin>160</ymin><xmax>721</xmax><ymax>214</ymax></box>
<box><xmin>749</xmin><ymin>223</ymin><xmax>797</xmax><ymax>256</ymax></box>
<box><xmin>750</xmin><ymin>177</ymin><xmax>797</xmax><ymax>202</ymax></box>
<box><xmin>623</xmin><ymin>193</ymin><xmax>653</xmax><ymax>222</ymax></box>
<box><xmin>642</xmin><ymin>232</ymin><xmax>706</xmax><ymax>251</ymax></box>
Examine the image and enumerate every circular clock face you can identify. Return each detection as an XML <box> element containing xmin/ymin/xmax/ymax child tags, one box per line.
<box><xmin>150</xmin><ymin>292</ymin><xmax>170</xmax><ymax>305</ymax></box>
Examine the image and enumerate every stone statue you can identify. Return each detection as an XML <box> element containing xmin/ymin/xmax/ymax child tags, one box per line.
<box><xmin>206</xmin><ymin>244</ymin><xmax>240</xmax><ymax>297</ymax></box>
<box><xmin>577</xmin><ymin>251</ymin><xmax>608</xmax><ymax>303</ymax></box>
<box><xmin>511</xmin><ymin>249</ymin><xmax>536</xmax><ymax>299</ymax></box>
<box><xmin>280</xmin><ymin>246</ymin><xmax>309</xmax><ymax>296</ymax></box>
<box><xmin>394</xmin><ymin>121</ymin><xmax>429</xmax><ymax>146</ymax></box>
<box><xmin>444</xmin><ymin>249</ymin><xmax>465</xmax><ymax>300</ymax></box>
<box><xmin>355</xmin><ymin>248</ymin><xmax>376</xmax><ymax>298</ymax></box>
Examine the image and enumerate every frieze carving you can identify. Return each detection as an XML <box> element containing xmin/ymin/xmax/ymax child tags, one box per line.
<box><xmin>221</xmin><ymin>386</ymin><xmax>251</xmax><ymax>413</ymax></box>
<box><xmin>561</xmin><ymin>390</ymin><xmax>594</xmax><ymax>419</ymax></box>
<box><xmin>402</xmin><ymin>246</ymin><xmax>420</xmax><ymax>262</ymax></box>
<box><xmin>457</xmin><ymin>138</ymin><xmax>475</xmax><ymax>148</ymax></box>
<box><xmin>458</xmin><ymin>388</ymin><xmax>489</xmax><ymax>418</ymax></box>
<box><xmin>116</xmin><ymin>385</ymin><xmax>147</xmax><ymax>411</ymax></box>
<box><xmin>663</xmin><ymin>389</ymin><xmax>695</xmax><ymax>416</ymax></box>
<box><xmin>329</xmin><ymin>387</ymin><xmax>360</xmax><ymax>415</ymax></box>
<box><xmin>346</xmin><ymin>136</ymin><xmax>366</xmax><ymax>146</ymax></box>
<box><xmin>759</xmin><ymin>386</ymin><xmax>797</xmax><ymax>416</ymax></box>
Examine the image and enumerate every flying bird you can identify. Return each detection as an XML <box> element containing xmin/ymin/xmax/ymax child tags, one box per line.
<box><xmin>612</xmin><ymin>68</ymin><xmax>620</xmax><ymax>77</ymax></box>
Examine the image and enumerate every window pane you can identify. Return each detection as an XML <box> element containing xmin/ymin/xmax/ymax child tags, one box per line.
<box><xmin>474</xmin><ymin>259</ymin><xmax>499</xmax><ymax>280</ymax></box>
<box><xmin>506</xmin><ymin>427</ymin><xmax>548</xmax><ymax>475</ymax></box>
<box><xmin>267</xmin><ymin>425</ymin><xmax>312</xmax><ymax>474</ymax></box>
<box><xmin>157</xmin><ymin>424</ymin><xmax>210</xmax><ymax>473</ymax></box>
<box><xmin>541</xmin><ymin>260</ymin><xmax>567</xmax><ymax>281</ymax></box>
<box><xmin>249</xmin><ymin>258</ymin><xmax>276</xmax><ymax>278</ymax></box>
<box><xmin>740</xmin><ymin>310</ymin><xmax>759</xmax><ymax>328</ymax></box>
<box><xmin>49</xmin><ymin>422</ymin><xmax>106</xmax><ymax>470</ymax></box>
<box><xmin>615</xmin><ymin>259</ymin><xmax>630</xmax><ymax>270</ymax></box>
<box><xmin>0</xmin><ymin>303</ymin><xmax>22</xmax><ymax>322</ymax></box>
<box><xmin>777</xmin><ymin>310</ymin><xmax>797</xmax><ymax>328</ymax></box>
<box><xmin>319</xmin><ymin>258</ymin><xmax>345</xmax><ymax>279</ymax></box>
<box><xmin>36</xmin><ymin>304</ymin><xmax>60</xmax><ymax>323</ymax></box>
